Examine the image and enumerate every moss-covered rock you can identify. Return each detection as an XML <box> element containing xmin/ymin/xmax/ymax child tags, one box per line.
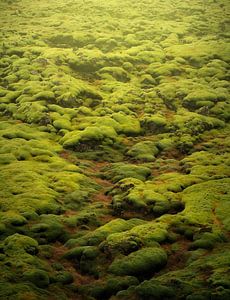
<box><xmin>104</xmin><ymin>162</ymin><xmax>151</xmax><ymax>182</ymax></box>
<box><xmin>141</xmin><ymin>114</ymin><xmax>167</xmax><ymax>134</ymax></box>
<box><xmin>50</xmin><ymin>271</ymin><xmax>74</xmax><ymax>284</ymax></box>
<box><xmin>3</xmin><ymin>233</ymin><xmax>38</xmax><ymax>255</ymax></box>
<box><xmin>108</xmin><ymin>247</ymin><xmax>167</xmax><ymax>276</ymax></box>
<box><xmin>127</xmin><ymin>141</ymin><xmax>159</xmax><ymax>161</ymax></box>
<box><xmin>97</xmin><ymin>67</ymin><xmax>130</xmax><ymax>82</ymax></box>
<box><xmin>61</xmin><ymin>125</ymin><xmax>118</xmax><ymax>150</ymax></box>
<box><xmin>22</xmin><ymin>269</ymin><xmax>50</xmax><ymax>288</ymax></box>
<box><xmin>0</xmin><ymin>0</ymin><xmax>229</xmax><ymax>298</ymax></box>
<box><xmin>136</xmin><ymin>280</ymin><xmax>175</xmax><ymax>299</ymax></box>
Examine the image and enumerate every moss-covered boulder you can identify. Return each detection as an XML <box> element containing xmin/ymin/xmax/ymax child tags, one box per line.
<box><xmin>22</xmin><ymin>269</ymin><xmax>50</xmax><ymax>288</ymax></box>
<box><xmin>61</xmin><ymin>126</ymin><xmax>118</xmax><ymax>150</ymax></box>
<box><xmin>3</xmin><ymin>234</ymin><xmax>38</xmax><ymax>255</ymax></box>
<box><xmin>108</xmin><ymin>247</ymin><xmax>167</xmax><ymax>276</ymax></box>
<box><xmin>104</xmin><ymin>162</ymin><xmax>151</xmax><ymax>182</ymax></box>
<box><xmin>127</xmin><ymin>141</ymin><xmax>159</xmax><ymax>161</ymax></box>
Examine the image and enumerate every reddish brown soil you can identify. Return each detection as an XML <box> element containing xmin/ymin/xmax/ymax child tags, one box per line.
<box><xmin>212</xmin><ymin>202</ymin><xmax>223</xmax><ymax>228</ymax></box>
<box><xmin>93</xmin><ymin>191</ymin><xmax>112</xmax><ymax>203</ymax></box>
<box><xmin>161</xmin><ymin>238</ymin><xmax>192</xmax><ymax>272</ymax></box>
<box><xmin>211</xmin><ymin>202</ymin><xmax>230</xmax><ymax>239</ymax></box>
<box><xmin>64</xmin><ymin>210</ymin><xmax>79</xmax><ymax>217</ymax></box>
<box><xmin>164</xmin><ymin>110</ymin><xmax>175</xmax><ymax>121</ymax></box>
<box><xmin>50</xmin><ymin>242</ymin><xmax>95</xmax><ymax>286</ymax></box>
<box><xmin>59</xmin><ymin>150</ymin><xmax>77</xmax><ymax>164</ymax></box>
<box><xmin>162</xmin><ymin>148</ymin><xmax>186</xmax><ymax>160</ymax></box>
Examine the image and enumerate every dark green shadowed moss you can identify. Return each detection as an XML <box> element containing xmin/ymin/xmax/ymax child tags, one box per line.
<box><xmin>108</xmin><ymin>247</ymin><xmax>167</xmax><ymax>276</ymax></box>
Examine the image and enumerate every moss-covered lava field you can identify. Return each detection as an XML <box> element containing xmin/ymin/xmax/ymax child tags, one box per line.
<box><xmin>0</xmin><ymin>0</ymin><xmax>230</xmax><ymax>299</ymax></box>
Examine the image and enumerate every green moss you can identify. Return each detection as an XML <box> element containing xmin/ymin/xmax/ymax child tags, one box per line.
<box><xmin>104</xmin><ymin>162</ymin><xmax>151</xmax><ymax>182</ymax></box>
<box><xmin>33</xmin><ymin>91</ymin><xmax>55</xmax><ymax>101</ymax></box>
<box><xmin>9</xmin><ymin>101</ymin><xmax>49</xmax><ymax>124</ymax></box>
<box><xmin>66</xmin><ymin>218</ymin><xmax>144</xmax><ymax>247</ymax></box>
<box><xmin>189</xmin><ymin>239</ymin><xmax>215</xmax><ymax>250</ymax></box>
<box><xmin>63</xmin><ymin>246</ymin><xmax>97</xmax><ymax>260</ymax></box>
<box><xmin>112</xmin><ymin>112</ymin><xmax>141</xmax><ymax>136</ymax></box>
<box><xmin>183</xmin><ymin>90</ymin><xmax>218</xmax><ymax>109</ymax></box>
<box><xmin>181</xmin><ymin>178</ymin><xmax>230</xmax><ymax>225</ymax></box>
<box><xmin>47</xmin><ymin>33</ymin><xmax>92</xmax><ymax>48</ymax></box>
<box><xmin>147</xmin><ymin>62</ymin><xmax>182</xmax><ymax>78</ymax></box>
<box><xmin>0</xmin><ymin>0</ymin><xmax>229</xmax><ymax>298</ymax></box>
<box><xmin>68</xmin><ymin>48</ymin><xmax>105</xmax><ymax>73</ymax></box>
<box><xmin>130</xmin><ymin>221</ymin><xmax>169</xmax><ymax>245</ymax></box>
<box><xmin>141</xmin><ymin>114</ymin><xmax>167</xmax><ymax>134</ymax></box>
<box><xmin>50</xmin><ymin>271</ymin><xmax>73</xmax><ymax>284</ymax></box>
<box><xmin>31</xmin><ymin>215</ymin><xmax>66</xmax><ymax>243</ymax></box>
<box><xmin>64</xmin><ymin>209</ymin><xmax>100</xmax><ymax>228</ymax></box>
<box><xmin>61</xmin><ymin>125</ymin><xmax>118</xmax><ymax>150</ymax></box>
<box><xmin>0</xmin><ymin>91</ymin><xmax>21</xmax><ymax>103</ymax></box>
<box><xmin>82</xmin><ymin>275</ymin><xmax>139</xmax><ymax>299</ymax></box>
<box><xmin>2</xmin><ymin>129</ymin><xmax>36</xmax><ymax>140</ymax></box>
<box><xmin>0</xmin><ymin>153</ymin><xmax>17</xmax><ymax>164</ymax></box>
<box><xmin>127</xmin><ymin>141</ymin><xmax>159</xmax><ymax>161</ymax></box>
<box><xmin>167</xmin><ymin>40</ymin><xmax>229</xmax><ymax>63</ymax></box>
<box><xmin>63</xmin><ymin>244</ymin><xmax>99</xmax><ymax>275</ymax></box>
<box><xmin>109</xmin><ymin>247</ymin><xmax>167</xmax><ymax>276</ymax></box>
<box><xmin>1</xmin><ymin>211</ymin><xmax>27</xmax><ymax>226</ymax></box>
<box><xmin>103</xmin><ymin>232</ymin><xmax>143</xmax><ymax>256</ymax></box>
<box><xmin>190</xmin><ymin>232</ymin><xmax>225</xmax><ymax>250</ymax></box>
<box><xmin>157</xmin><ymin>137</ymin><xmax>176</xmax><ymax>151</ymax></box>
<box><xmin>140</xmin><ymin>74</ymin><xmax>156</xmax><ymax>87</ymax></box>
<box><xmin>0</xmin><ymin>282</ymin><xmax>50</xmax><ymax>300</ymax></box>
<box><xmin>23</xmin><ymin>269</ymin><xmax>50</xmax><ymax>288</ymax></box>
<box><xmin>98</xmin><ymin>67</ymin><xmax>130</xmax><ymax>82</ymax></box>
<box><xmin>210</xmin><ymin>102</ymin><xmax>230</xmax><ymax>121</ymax></box>
<box><xmin>3</xmin><ymin>233</ymin><xmax>38</xmax><ymax>255</ymax></box>
<box><xmin>150</xmin><ymin>244</ymin><xmax>230</xmax><ymax>299</ymax></box>
<box><xmin>53</xmin><ymin>118</ymin><xmax>72</xmax><ymax>131</ymax></box>
<box><xmin>110</xmin><ymin>176</ymin><xmax>186</xmax><ymax>215</ymax></box>
<box><xmin>136</xmin><ymin>280</ymin><xmax>175</xmax><ymax>299</ymax></box>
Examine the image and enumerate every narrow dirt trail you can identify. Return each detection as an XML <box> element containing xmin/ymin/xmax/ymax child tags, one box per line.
<box><xmin>46</xmin><ymin>158</ymin><xmax>117</xmax><ymax>297</ymax></box>
<box><xmin>59</xmin><ymin>150</ymin><xmax>114</xmax><ymax>208</ymax></box>
<box><xmin>84</xmin><ymin>160</ymin><xmax>114</xmax><ymax>205</ymax></box>
<box><xmin>56</xmin><ymin>150</ymin><xmax>117</xmax><ymax>238</ymax></box>
<box><xmin>51</xmin><ymin>243</ymin><xmax>93</xmax><ymax>284</ymax></box>
<box><xmin>161</xmin><ymin>239</ymin><xmax>192</xmax><ymax>273</ymax></box>
<box><xmin>211</xmin><ymin>201</ymin><xmax>230</xmax><ymax>239</ymax></box>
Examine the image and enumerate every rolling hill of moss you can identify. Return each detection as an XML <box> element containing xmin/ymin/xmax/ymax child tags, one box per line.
<box><xmin>0</xmin><ymin>0</ymin><xmax>230</xmax><ymax>299</ymax></box>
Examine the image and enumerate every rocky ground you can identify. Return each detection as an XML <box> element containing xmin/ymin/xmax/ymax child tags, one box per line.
<box><xmin>0</xmin><ymin>0</ymin><xmax>230</xmax><ymax>299</ymax></box>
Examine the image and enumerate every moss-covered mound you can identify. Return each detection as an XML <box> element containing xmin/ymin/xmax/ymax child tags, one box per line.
<box><xmin>0</xmin><ymin>0</ymin><xmax>229</xmax><ymax>299</ymax></box>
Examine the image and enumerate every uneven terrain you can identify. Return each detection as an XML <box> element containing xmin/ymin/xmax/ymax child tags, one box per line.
<box><xmin>0</xmin><ymin>0</ymin><xmax>230</xmax><ymax>299</ymax></box>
